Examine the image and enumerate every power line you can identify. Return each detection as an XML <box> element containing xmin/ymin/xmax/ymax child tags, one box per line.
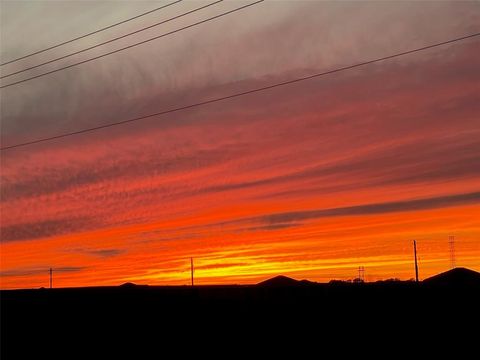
<box><xmin>0</xmin><ymin>0</ymin><xmax>183</xmax><ymax>66</ymax></box>
<box><xmin>0</xmin><ymin>0</ymin><xmax>263</xmax><ymax>89</ymax></box>
<box><xmin>1</xmin><ymin>0</ymin><xmax>223</xmax><ymax>80</ymax></box>
<box><xmin>1</xmin><ymin>31</ymin><xmax>479</xmax><ymax>151</ymax></box>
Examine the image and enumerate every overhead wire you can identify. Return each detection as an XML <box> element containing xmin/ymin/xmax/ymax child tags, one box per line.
<box><xmin>0</xmin><ymin>0</ymin><xmax>183</xmax><ymax>66</ymax></box>
<box><xmin>2</xmin><ymin>31</ymin><xmax>478</xmax><ymax>151</ymax></box>
<box><xmin>0</xmin><ymin>0</ymin><xmax>223</xmax><ymax>79</ymax></box>
<box><xmin>0</xmin><ymin>0</ymin><xmax>264</xmax><ymax>89</ymax></box>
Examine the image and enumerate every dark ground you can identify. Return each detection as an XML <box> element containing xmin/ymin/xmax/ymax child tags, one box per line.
<box><xmin>2</xmin><ymin>269</ymin><xmax>480</xmax><ymax>356</ymax></box>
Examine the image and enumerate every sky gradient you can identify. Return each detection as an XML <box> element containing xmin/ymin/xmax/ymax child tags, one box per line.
<box><xmin>1</xmin><ymin>0</ymin><xmax>479</xmax><ymax>289</ymax></box>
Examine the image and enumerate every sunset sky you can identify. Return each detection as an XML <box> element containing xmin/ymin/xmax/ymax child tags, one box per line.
<box><xmin>1</xmin><ymin>0</ymin><xmax>479</xmax><ymax>289</ymax></box>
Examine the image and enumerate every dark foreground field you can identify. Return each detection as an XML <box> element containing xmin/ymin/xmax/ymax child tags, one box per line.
<box><xmin>2</xmin><ymin>269</ymin><xmax>479</xmax><ymax>356</ymax></box>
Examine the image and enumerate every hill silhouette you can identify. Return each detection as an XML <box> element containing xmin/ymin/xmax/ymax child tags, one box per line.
<box><xmin>119</xmin><ymin>282</ymin><xmax>137</xmax><ymax>288</ymax></box>
<box><xmin>258</xmin><ymin>275</ymin><xmax>305</xmax><ymax>286</ymax></box>
<box><xmin>424</xmin><ymin>267</ymin><xmax>480</xmax><ymax>286</ymax></box>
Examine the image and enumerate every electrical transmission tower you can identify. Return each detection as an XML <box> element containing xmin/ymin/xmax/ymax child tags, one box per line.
<box><xmin>413</xmin><ymin>240</ymin><xmax>419</xmax><ymax>282</ymax></box>
<box><xmin>449</xmin><ymin>235</ymin><xmax>456</xmax><ymax>269</ymax></box>
<box><xmin>358</xmin><ymin>266</ymin><xmax>365</xmax><ymax>283</ymax></box>
<box><xmin>190</xmin><ymin>258</ymin><xmax>194</xmax><ymax>286</ymax></box>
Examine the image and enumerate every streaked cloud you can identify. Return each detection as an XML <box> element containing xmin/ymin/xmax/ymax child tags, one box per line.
<box><xmin>1</xmin><ymin>266</ymin><xmax>86</xmax><ymax>277</ymax></box>
<box><xmin>1</xmin><ymin>217</ymin><xmax>97</xmax><ymax>243</ymax></box>
<box><xmin>253</xmin><ymin>191</ymin><xmax>480</xmax><ymax>227</ymax></box>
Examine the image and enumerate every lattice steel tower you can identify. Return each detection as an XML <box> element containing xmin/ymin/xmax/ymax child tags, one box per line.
<box><xmin>358</xmin><ymin>266</ymin><xmax>365</xmax><ymax>282</ymax></box>
<box><xmin>449</xmin><ymin>235</ymin><xmax>456</xmax><ymax>269</ymax></box>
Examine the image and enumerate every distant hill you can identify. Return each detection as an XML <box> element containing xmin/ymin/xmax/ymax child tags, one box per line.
<box><xmin>258</xmin><ymin>275</ymin><xmax>314</xmax><ymax>287</ymax></box>
<box><xmin>423</xmin><ymin>267</ymin><xmax>480</xmax><ymax>286</ymax></box>
<box><xmin>119</xmin><ymin>282</ymin><xmax>149</xmax><ymax>289</ymax></box>
<box><xmin>120</xmin><ymin>282</ymin><xmax>137</xmax><ymax>288</ymax></box>
<box><xmin>258</xmin><ymin>275</ymin><xmax>299</xmax><ymax>286</ymax></box>
<box><xmin>258</xmin><ymin>269</ymin><xmax>480</xmax><ymax>287</ymax></box>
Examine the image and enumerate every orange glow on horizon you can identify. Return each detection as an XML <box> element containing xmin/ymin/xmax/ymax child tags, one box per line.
<box><xmin>2</xmin><ymin>203</ymin><xmax>479</xmax><ymax>289</ymax></box>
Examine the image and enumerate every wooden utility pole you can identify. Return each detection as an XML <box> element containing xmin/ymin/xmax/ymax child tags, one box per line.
<box><xmin>49</xmin><ymin>267</ymin><xmax>53</xmax><ymax>289</ymax></box>
<box><xmin>190</xmin><ymin>258</ymin><xmax>194</xmax><ymax>287</ymax></box>
<box><xmin>413</xmin><ymin>240</ymin><xmax>419</xmax><ymax>282</ymax></box>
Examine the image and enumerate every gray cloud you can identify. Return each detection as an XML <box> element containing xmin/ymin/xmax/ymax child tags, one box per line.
<box><xmin>0</xmin><ymin>217</ymin><xmax>96</xmax><ymax>243</ymax></box>
<box><xmin>173</xmin><ymin>191</ymin><xmax>480</xmax><ymax>234</ymax></box>
<box><xmin>0</xmin><ymin>266</ymin><xmax>86</xmax><ymax>277</ymax></box>
<box><xmin>257</xmin><ymin>191</ymin><xmax>480</xmax><ymax>226</ymax></box>
<box><xmin>196</xmin><ymin>134</ymin><xmax>480</xmax><ymax>199</ymax></box>
<box><xmin>71</xmin><ymin>248</ymin><xmax>124</xmax><ymax>258</ymax></box>
<box><xmin>1</xmin><ymin>143</ymin><xmax>243</xmax><ymax>201</ymax></box>
<box><xmin>244</xmin><ymin>223</ymin><xmax>302</xmax><ymax>232</ymax></box>
<box><xmin>2</xmin><ymin>1</ymin><xmax>479</xmax><ymax>146</ymax></box>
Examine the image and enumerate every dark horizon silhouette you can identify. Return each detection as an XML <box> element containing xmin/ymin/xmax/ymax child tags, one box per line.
<box><xmin>2</xmin><ymin>266</ymin><xmax>479</xmax><ymax>357</ymax></box>
<box><xmin>2</xmin><ymin>266</ymin><xmax>479</xmax><ymax>291</ymax></box>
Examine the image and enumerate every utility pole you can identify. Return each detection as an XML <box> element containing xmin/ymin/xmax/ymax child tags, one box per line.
<box><xmin>190</xmin><ymin>258</ymin><xmax>194</xmax><ymax>287</ymax></box>
<box><xmin>49</xmin><ymin>267</ymin><xmax>53</xmax><ymax>289</ymax></box>
<box><xmin>413</xmin><ymin>240</ymin><xmax>419</xmax><ymax>282</ymax></box>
